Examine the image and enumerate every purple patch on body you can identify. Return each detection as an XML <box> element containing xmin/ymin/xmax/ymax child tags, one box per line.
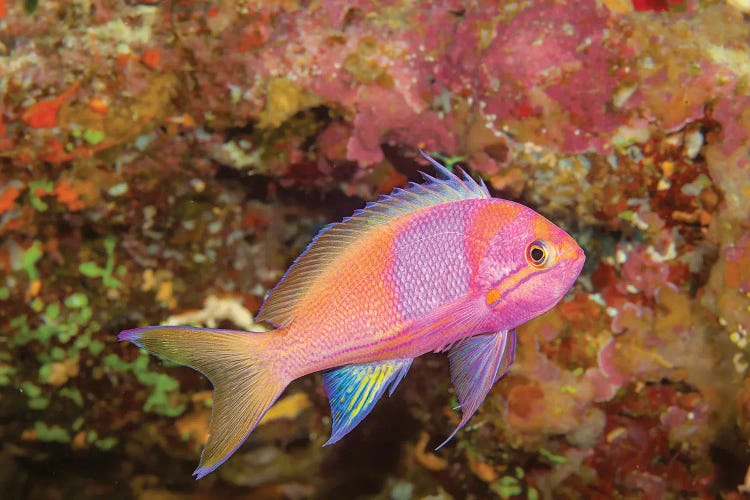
<box><xmin>392</xmin><ymin>206</ymin><xmax>471</xmax><ymax>320</ymax></box>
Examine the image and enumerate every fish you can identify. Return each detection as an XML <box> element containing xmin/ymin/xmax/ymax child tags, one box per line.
<box><xmin>118</xmin><ymin>151</ymin><xmax>585</xmax><ymax>479</ymax></box>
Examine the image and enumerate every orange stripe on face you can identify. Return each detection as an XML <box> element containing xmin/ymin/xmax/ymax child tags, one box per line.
<box><xmin>484</xmin><ymin>265</ymin><xmax>539</xmax><ymax>306</ymax></box>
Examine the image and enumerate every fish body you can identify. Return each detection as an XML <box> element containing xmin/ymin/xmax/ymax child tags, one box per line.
<box><xmin>271</xmin><ymin>198</ymin><xmax>579</xmax><ymax>375</ymax></box>
<box><xmin>119</xmin><ymin>153</ymin><xmax>585</xmax><ymax>478</ymax></box>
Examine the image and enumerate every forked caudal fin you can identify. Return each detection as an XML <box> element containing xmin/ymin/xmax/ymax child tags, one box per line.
<box><xmin>118</xmin><ymin>326</ymin><xmax>287</xmax><ymax>479</ymax></box>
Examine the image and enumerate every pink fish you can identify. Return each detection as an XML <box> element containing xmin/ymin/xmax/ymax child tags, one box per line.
<box><xmin>119</xmin><ymin>152</ymin><xmax>585</xmax><ymax>478</ymax></box>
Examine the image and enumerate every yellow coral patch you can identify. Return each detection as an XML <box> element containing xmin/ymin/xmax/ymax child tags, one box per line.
<box><xmin>259</xmin><ymin>392</ymin><xmax>312</xmax><ymax>425</ymax></box>
<box><xmin>258</xmin><ymin>78</ymin><xmax>321</xmax><ymax>129</ymax></box>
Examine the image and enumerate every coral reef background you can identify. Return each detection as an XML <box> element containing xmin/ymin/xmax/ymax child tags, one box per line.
<box><xmin>2</xmin><ymin>0</ymin><xmax>750</xmax><ymax>498</ymax></box>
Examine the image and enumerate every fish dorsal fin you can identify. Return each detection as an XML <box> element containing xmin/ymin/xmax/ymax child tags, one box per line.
<box><xmin>437</xmin><ymin>329</ymin><xmax>517</xmax><ymax>449</ymax></box>
<box><xmin>256</xmin><ymin>151</ymin><xmax>490</xmax><ymax>327</ymax></box>
<box><xmin>322</xmin><ymin>358</ymin><xmax>413</xmax><ymax>445</ymax></box>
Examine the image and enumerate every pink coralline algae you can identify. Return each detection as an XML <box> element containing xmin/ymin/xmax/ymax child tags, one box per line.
<box><xmin>347</xmin><ymin>85</ymin><xmax>456</xmax><ymax>165</ymax></box>
<box><xmin>478</xmin><ymin>2</ymin><xmax>630</xmax><ymax>152</ymax></box>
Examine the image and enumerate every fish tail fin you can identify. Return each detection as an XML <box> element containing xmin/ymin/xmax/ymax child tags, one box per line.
<box><xmin>118</xmin><ymin>326</ymin><xmax>288</xmax><ymax>479</ymax></box>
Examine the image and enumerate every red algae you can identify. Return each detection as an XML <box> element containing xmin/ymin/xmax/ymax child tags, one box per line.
<box><xmin>21</xmin><ymin>81</ymin><xmax>81</xmax><ymax>129</ymax></box>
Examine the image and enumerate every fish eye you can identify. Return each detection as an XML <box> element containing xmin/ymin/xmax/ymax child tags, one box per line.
<box><xmin>526</xmin><ymin>240</ymin><xmax>548</xmax><ymax>268</ymax></box>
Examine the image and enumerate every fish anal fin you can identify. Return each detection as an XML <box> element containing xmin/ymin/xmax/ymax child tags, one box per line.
<box><xmin>323</xmin><ymin>358</ymin><xmax>413</xmax><ymax>445</ymax></box>
<box><xmin>437</xmin><ymin>329</ymin><xmax>517</xmax><ymax>449</ymax></box>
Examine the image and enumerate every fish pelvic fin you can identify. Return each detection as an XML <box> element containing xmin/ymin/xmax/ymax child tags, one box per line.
<box><xmin>118</xmin><ymin>326</ymin><xmax>288</xmax><ymax>479</ymax></box>
<box><xmin>437</xmin><ymin>329</ymin><xmax>517</xmax><ymax>450</ymax></box>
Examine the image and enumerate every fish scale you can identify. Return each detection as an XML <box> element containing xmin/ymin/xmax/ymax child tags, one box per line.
<box><xmin>393</xmin><ymin>205</ymin><xmax>472</xmax><ymax>320</ymax></box>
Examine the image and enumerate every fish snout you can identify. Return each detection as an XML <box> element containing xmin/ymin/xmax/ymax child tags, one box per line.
<box><xmin>559</xmin><ymin>241</ymin><xmax>585</xmax><ymax>265</ymax></box>
<box><xmin>557</xmin><ymin>241</ymin><xmax>585</xmax><ymax>286</ymax></box>
<box><xmin>574</xmin><ymin>244</ymin><xmax>586</xmax><ymax>268</ymax></box>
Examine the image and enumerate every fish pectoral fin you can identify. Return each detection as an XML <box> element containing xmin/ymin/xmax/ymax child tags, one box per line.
<box><xmin>438</xmin><ymin>329</ymin><xmax>517</xmax><ymax>449</ymax></box>
<box><xmin>322</xmin><ymin>358</ymin><xmax>413</xmax><ymax>445</ymax></box>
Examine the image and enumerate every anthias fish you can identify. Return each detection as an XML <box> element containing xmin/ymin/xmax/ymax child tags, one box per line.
<box><xmin>119</xmin><ymin>152</ymin><xmax>585</xmax><ymax>478</ymax></box>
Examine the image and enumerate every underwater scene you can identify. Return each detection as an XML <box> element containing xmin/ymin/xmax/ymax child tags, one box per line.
<box><xmin>2</xmin><ymin>0</ymin><xmax>750</xmax><ymax>498</ymax></box>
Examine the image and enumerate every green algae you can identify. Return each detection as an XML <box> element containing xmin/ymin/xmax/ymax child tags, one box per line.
<box><xmin>50</xmin><ymin>346</ymin><xmax>66</xmax><ymax>361</ymax></box>
<box><xmin>22</xmin><ymin>381</ymin><xmax>50</xmax><ymax>410</ymax></box>
<box><xmin>491</xmin><ymin>476</ymin><xmax>522</xmax><ymax>498</ymax></box>
<box><xmin>30</xmin><ymin>296</ymin><xmax>44</xmax><ymax>312</ymax></box>
<box><xmin>103</xmin><ymin>353</ymin><xmax>186</xmax><ymax>417</ymax></box>
<box><xmin>59</xmin><ymin>387</ymin><xmax>83</xmax><ymax>407</ymax></box>
<box><xmin>490</xmin><ymin>469</ymin><xmax>536</xmax><ymax>499</ymax></box>
<box><xmin>22</xmin><ymin>240</ymin><xmax>43</xmax><ymax>280</ymax></box>
<box><xmin>78</xmin><ymin>262</ymin><xmax>102</xmax><ymax>277</ymax></box>
<box><xmin>94</xmin><ymin>436</ymin><xmax>119</xmax><ymax>451</ymax></box>
<box><xmin>538</xmin><ymin>447</ymin><xmax>567</xmax><ymax>464</ymax></box>
<box><xmin>142</xmin><ymin>373</ymin><xmax>185</xmax><ymax>417</ymax></box>
<box><xmin>29</xmin><ymin>398</ymin><xmax>49</xmax><ymax>410</ymax></box>
<box><xmin>21</xmin><ymin>381</ymin><xmax>42</xmax><ymax>398</ymax></box>
<box><xmin>33</xmin><ymin>422</ymin><xmax>70</xmax><ymax>443</ymax></box>
<box><xmin>86</xmin><ymin>430</ymin><xmax>98</xmax><ymax>443</ymax></box>
<box><xmin>0</xmin><ymin>363</ymin><xmax>16</xmax><ymax>385</ymax></box>
<box><xmin>28</xmin><ymin>181</ymin><xmax>53</xmax><ymax>212</ymax></box>
<box><xmin>65</xmin><ymin>292</ymin><xmax>88</xmax><ymax>309</ymax></box>
<box><xmin>82</xmin><ymin>129</ymin><xmax>105</xmax><ymax>145</ymax></box>
<box><xmin>140</xmin><ymin>370</ymin><xmax>187</xmax><ymax>417</ymax></box>
<box><xmin>618</xmin><ymin>210</ymin><xmax>635</xmax><ymax>221</ymax></box>
<box><xmin>88</xmin><ymin>340</ymin><xmax>105</xmax><ymax>356</ymax></box>
<box><xmin>45</xmin><ymin>302</ymin><xmax>60</xmax><ymax>320</ymax></box>
<box><xmin>102</xmin><ymin>353</ymin><xmax>134</xmax><ymax>372</ymax></box>
<box><xmin>428</xmin><ymin>151</ymin><xmax>466</xmax><ymax>170</ymax></box>
<box><xmin>9</xmin><ymin>282</ymin><xmax>105</xmax><ymax>424</ymax></box>
<box><xmin>83</xmin><ymin>430</ymin><xmax>119</xmax><ymax>451</ymax></box>
<box><xmin>79</xmin><ymin>235</ymin><xmax>122</xmax><ymax>289</ymax></box>
<box><xmin>38</xmin><ymin>363</ymin><xmax>53</xmax><ymax>383</ymax></box>
<box><xmin>12</xmin><ymin>290</ymin><xmax>100</xmax><ymax>353</ymax></box>
<box><xmin>9</xmin><ymin>314</ymin><xmax>55</xmax><ymax>346</ymax></box>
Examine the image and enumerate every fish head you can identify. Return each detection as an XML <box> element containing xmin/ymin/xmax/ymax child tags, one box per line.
<box><xmin>477</xmin><ymin>202</ymin><xmax>585</xmax><ymax>328</ymax></box>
